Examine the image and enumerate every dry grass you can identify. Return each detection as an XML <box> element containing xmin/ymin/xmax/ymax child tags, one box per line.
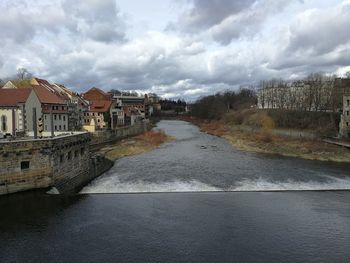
<box><xmin>101</xmin><ymin>130</ymin><xmax>173</xmax><ymax>161</ymax></box>
<box><xmin>223</xmin><ymin>131</ymin><xmax>350</xmax><ymax>163</ymax></box>
<box><xmin>183</xmin><ymin>116</ymin><xmax>350</xmax><ymax>163</ymax></box>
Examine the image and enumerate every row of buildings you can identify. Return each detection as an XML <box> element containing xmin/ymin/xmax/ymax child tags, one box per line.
<box><xmin>256</xmin><ymin>77</ymin><xmax>350</xmax><ymax>138</ymax></box>
<box><xmin>0</xmin><ymin>77</ymin><xmax>161</xmax><ymax>137</ymax></box>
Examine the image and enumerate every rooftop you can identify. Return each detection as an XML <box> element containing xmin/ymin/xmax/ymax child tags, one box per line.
<box><xmin>0</xmin><ymin>89</ymin><xmax>32</xmax><ymax>107</ymax></box>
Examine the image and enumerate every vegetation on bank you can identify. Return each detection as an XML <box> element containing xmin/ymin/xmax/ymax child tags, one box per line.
<box><xmin>99</xmin><ymin>130</ymin><xmax>173</xmax><ymax>161</ymax></box>
<box><xmin>183</xmin><ymin>116</ymin><xmax>350</xmax><ymax>163</ymax></box>
<box><xmin>186</xmin><ymin>84</ymin><xmax>349</xmax><ymax>163</ymax></box>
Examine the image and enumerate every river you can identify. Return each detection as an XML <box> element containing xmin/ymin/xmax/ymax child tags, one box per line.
<box><xmin>1</xmin><ymin>120</ymin><xmax>350</xmax><ymax>262</ymax></box>
<box><xmin>82</xmin><ymin>120</ymin><xmax>350</xmax><ymax>193</ymax></box>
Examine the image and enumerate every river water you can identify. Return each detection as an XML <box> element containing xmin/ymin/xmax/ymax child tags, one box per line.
<box><xmin>82</xmin><ymin>120</ymin><xmax>350</xmax><ymax>193</ymax></box>
<box><xmin>1</xmin><ymin>120</ymin><xmax>350</xmax><ymax>262</ymax></box>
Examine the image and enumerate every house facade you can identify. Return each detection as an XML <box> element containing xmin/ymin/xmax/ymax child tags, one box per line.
<box><xmin>82</xmin><ymin>87</ymin><xmax>112</xmax><ymax>129</ymax></box>
<box><xmin>25</xmin><ymin>86</ymin><xmax>69</xmax><ymax>132</ymax></box>
<box><xmin>0</xmin><ymin>89</ymin><xmax>32</xmax><ymax>136</ymax></box>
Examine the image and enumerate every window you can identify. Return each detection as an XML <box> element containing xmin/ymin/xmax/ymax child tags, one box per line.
<box><xmin>63</xmin><ymin>125</ymin><xmax>66</xmax><ymax>130</ymax></box>
<box><xmin>98</xmin><ymin>119</ymin><xmax>100</xmax><ymax>123</ymax></box>
<box><xmin>60</xmin><ymin>154</ymin><xmax>64</xmax><ymax>163</ymax></box>
<box><xmin>81</xmin><ymin>147</ymin><xmax>85</xmax><ymax>155</ymax></box>
<box><xmin>67</xmin><ymin>151</ymin><xmax>71</xmax><ymax>160</ymax></box>
<box><xmin>44</xmin><ymin>115</ymin><xmax>47</xmax><ymax>120</ymax></box>
<box><xmin>21</xmin><ymin>161</ymin><xmax>30</xmax><ymax>170</ymax></box>
<box><xmin>347</xmin><ymin>122</ymin><xmax>349</xmax><ymax>127</ymax></box>
<box><xmin>347</xmin><ymin>100</ymin><xmax>350</xmax><ymax>107</ymax></box>
<box><xmin>347</xmin><ymin>111</ymin><xmax>349</xmax><ymax>116</ymax></box>
<box><xmin>74</xmin><ymin>150</ymin><xmax>79</xmax><ymax>158</ymax></box>
<box><xmin>59</xmin><ymin>115</ymin><xmax>61</xmax><ymax>120</ymax></box>
<box><xmin>52</xmin><ymin>106</ymin><xmax>55</xmax><ymax>110</ymax></box>
<box><xmin>1</xmin><ymin>115</ymin><xmax>7</xmax><ymax>132</ymax></box>
<box><xmin>54</xmin><ymin>115</ymin><xmax>57</xmax><ymax>120</ymax></box>
<box><xmin>59</xmin><ymin>125</ymin><xmax>61</xmax><ymax>130</ymax></box>
<box><xmin>55</xmin><ymin>125</ymin><xmax>57</xmax><ymax>131</ymax></box>
<box><xmin>63</xmin><ymin>116</ymin><xmax>66</xmax><ymax>121</ymax></box>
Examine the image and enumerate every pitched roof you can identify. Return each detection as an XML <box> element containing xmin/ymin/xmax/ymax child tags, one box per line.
<box><xmin>0</xmin><ymin>89</ymin><xmax>32</xmax><ymax>107</ymax></box>
<box><xmin>89</xmin><ymin>100</ymin><xmax>112</xmax><ymax>112</ymax></box>
<box><xmin>33</xmin><ymin>85</ymin><xmax>66</xmax><ymax>104</ymax></box>
<box><xmin>83</xmin><ymin>87</ymin><xmax>110</xmax><ymax>101</ymax></box>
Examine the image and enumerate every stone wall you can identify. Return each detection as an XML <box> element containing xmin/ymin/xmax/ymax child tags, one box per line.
<box><xmin>90</xmin><ymin>121</ymin><xmax>149</xmax><ymax>150</ymax></box>
<box><xmin>0</xmin><ymin>133</ymin><xmax>91</xmax><ymax>195</ymax></box>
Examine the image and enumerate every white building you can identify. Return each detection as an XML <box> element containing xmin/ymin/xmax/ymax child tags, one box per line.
<box><xmin>0</xmin><ymin>89</ymin><xmax>32</xmax><ymax>136</ymax></box>
<box><xmin>25</xmin><ymin>86</ymin><xmax>69</xmax><ymax>132</ymax></box>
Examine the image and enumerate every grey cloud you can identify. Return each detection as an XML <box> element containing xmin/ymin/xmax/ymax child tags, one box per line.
<box><xmin>171</xmin><ymin>0</ymin><xmax>298</xmax><ymax>44</ymax></box>
<box><xmin>287</xmin><ymin>2</ymin><xmax>350</xmax><ymax>55</ymax></box>
<box><xmin>179</xmin><ymin>0</ymin><xmax>255</xmax><ymax>32</ymax></box>
<box><xmin>0</xmin><ymin>11</ymin><xmax>36</xmax><ymax>42</ymax></box>
<box><xmin>62</xmin><ymin>0</ymin><xmax>126</xmax><ymax>43</ymax></box>
<box><xmin>270</xmin><ymin>1</ymin><xmax>350</xmax><ymax>73</ymax></box>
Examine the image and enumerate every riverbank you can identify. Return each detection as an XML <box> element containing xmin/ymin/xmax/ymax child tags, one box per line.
<box><xmin>181</xmin><ymin>116</ymin><xmax>350</xmax><ymax>163</ymax></box>
<box><xmin>98</xmin><ymin>129</ymin><xmax>173</xmax><ymax>161</ymax></box>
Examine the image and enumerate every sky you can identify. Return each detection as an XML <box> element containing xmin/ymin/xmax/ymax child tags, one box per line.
<box><xmin>1</xmin><ymin>0</ymin><xmax>350</xmax><ymax>100</ymax></box>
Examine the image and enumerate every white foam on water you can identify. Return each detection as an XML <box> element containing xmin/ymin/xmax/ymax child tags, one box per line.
<box><xmin>80</xmin><ymin>177</ymin><xmax>220</xmax><ymax>194</ymax></box>
<box><xmin>46</xmin><ymin>187</ymin><xmax>60</xmax><ymax>195</ymax></box>
<box><xmin>80</xmin><ymin>171</ymin><xmax>350</xmax><ymax>193</ymax></box>
<box><xmin>230</xmin><ymin>177</ymin><xmax>350</xmax><ymax>191</ymax></box>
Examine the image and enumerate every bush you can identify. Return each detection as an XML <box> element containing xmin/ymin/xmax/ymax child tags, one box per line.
<box><xmin>243</xmin><ymin>111</ymin><xmax>275</xmax><ymax>130</ymax></box>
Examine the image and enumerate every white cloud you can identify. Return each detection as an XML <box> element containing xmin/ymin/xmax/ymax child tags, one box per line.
<box><xmin>0</xmin><ymin>0</ymin><xmax>348</xmax><ymax>100</ymax></box>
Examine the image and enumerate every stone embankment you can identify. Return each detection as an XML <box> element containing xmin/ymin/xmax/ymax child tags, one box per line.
<box><xmin>0</xmin><ymin>121</ymin><xmax>150</xmax><ymax>195</ymax></box>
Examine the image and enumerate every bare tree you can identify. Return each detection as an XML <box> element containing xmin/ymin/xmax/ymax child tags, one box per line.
<box><xmin>345</xmin><ymin>71</ymin><xmax>350</xmax><ymax>79</ymax></box>
<box><xmin>17</xmin><ymin>68</ymin><xmax>32</xmax><ymax>80</ymax></box>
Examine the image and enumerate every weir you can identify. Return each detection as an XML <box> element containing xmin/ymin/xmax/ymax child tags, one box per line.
<box><xmin>0</xmin><ymin>121</ymin><xmax>149</xmax><ymax>195</ymax></box>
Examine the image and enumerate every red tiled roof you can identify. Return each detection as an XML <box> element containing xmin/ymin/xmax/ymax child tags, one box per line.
<box><xmin>89</xmin><ymin>100</ymin><xmax>112</xmax><ymax>113</ymax></box>
<box><xmin>0</xmin><ymin>89</ymin><xmax>32</xmax><ymax>107</ymax></box>
<box><xmin>33</xmin><ymin>86</ymin><xmax>65</xmax><ymax>104</ymax></box>
<box><xmin>83</xmin><ymin>87</ymin><xmax>110</xmax><ymax>101</ymax></box>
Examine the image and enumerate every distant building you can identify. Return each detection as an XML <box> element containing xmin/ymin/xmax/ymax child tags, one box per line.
<box><xmin>110</xmin><ymin>100</ymin><xmax>125</xmax><ymax>128</ymax></box>
<box><xmin>52</xmin><ymin>83</ymin><xmax>89</xmax><ymax>130</ymax></box>
<box><xmin>146</xmin><ymin>93</ymin><xmax>161</xmax><ymax>117</ymax></box>
<box><xmin>25</xmin><ymin>86</ymin><xmax>69</xmax><ymax>132</ymax></box>
<box><xmin>2</xmin><ymin>77</ymin><xmax>88</xmax><ymax>131</ymax></box>
<box><xmin>257</xmin><ymin>78</ymin><xmax>347</xmax><ymax>112</ymax></box>
<box><xmin>112</xmin><ymin>95</ymin><xmax>146</xmax><ymax>126</ymax></box>
<box><xmin>0</xmin><ymin>89</ymin><xmax>32</xmax><ymax>136</ymax></box>
<box><xmin>82</xmin><ymin>87</ymin><xmax>112</xmax><ymax>129</ymax></box>
<box><xmin>339</xmin><ymin>95</ymin><xmax>350</xmax><ymax>138</ymax></box>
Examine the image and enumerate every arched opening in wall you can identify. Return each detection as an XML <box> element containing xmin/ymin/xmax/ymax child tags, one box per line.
<box><xmin>1</xmin><ymin>115</ymin><xmax>7</xmax><ymax>132</ymax></box>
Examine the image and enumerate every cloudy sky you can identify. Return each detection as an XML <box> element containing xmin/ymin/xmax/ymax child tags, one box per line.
<box><xmin>1</xmin><ymin>0</ymin><xmax>350</xmax><ymax>100</ymax></box>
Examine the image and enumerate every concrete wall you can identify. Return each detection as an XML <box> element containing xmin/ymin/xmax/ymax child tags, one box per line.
<box><xmin>0</xmin><ymin>133</ymin><xmax>91</xmax><ymax>195</ymax></box>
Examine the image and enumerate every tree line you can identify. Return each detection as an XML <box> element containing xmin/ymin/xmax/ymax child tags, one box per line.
<box><xmin>191</xmin><ymin>88</ymin><xmax>257</xmax><ymax>120</ymax></box>
<box><xmin>258</xmin><ymin>72</ymin><xmax>350</xmax><ymax>112</ymax></box>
